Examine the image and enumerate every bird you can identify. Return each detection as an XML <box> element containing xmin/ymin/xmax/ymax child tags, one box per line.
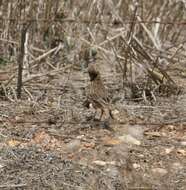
<box><xmin>84</xmin><ymin>63</ymin><xmax>113</xmax><ymax>121</ymax></box>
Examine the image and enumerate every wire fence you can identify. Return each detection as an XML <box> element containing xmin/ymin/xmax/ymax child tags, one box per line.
<box><xmin>0</xmin><ymin>18</ymin><xmax>186</xmax><ymax>25</ymax></box>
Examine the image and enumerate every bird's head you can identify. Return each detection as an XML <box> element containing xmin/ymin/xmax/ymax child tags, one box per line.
<box><xmin>88</xmin><ymin>64</ymin><xmax>100</xmax><ymax>81</ymax></box>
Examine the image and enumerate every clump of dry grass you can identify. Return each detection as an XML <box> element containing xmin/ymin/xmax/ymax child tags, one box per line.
<box><xmin>0</xmin><ymin>0</ymin><xmax>185</xmax><ymax>101</ymax></box>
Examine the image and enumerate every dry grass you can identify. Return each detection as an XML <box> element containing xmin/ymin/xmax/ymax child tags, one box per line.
<box><xmin>0</xmin><ymin>0</ymin><xmax>185</xmax><ymax>101</ymax></box>
<box><xmin>0</xmin><ymin>1</ymin><xmax>186</xmax><ymax>189</ymax></box>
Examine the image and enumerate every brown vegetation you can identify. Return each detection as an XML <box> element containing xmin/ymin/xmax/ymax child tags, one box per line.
<box><xmin>0</xmin><ymin>0</ymin><xmax>186</xmax><ymax>189</ymax></box>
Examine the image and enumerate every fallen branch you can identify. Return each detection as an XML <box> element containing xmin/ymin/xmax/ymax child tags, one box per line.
<box><xmin>23</xmin><ymin>64</ymin><xmax>72</xmax><ymax>84</ymax></box>
<box><xmin>0</xmin><ymin>38</ymin><xmax>45</xmax><ymax>52</ymax></box>
<box><xmin>29</xmin><ymin>45</ymin><xmax>61</xmax><ymax>66</ymax></box>
<box><xmin>0</xmin><ymin>184</ymin><xmax>27</xmax><ymax>188</ymax></box>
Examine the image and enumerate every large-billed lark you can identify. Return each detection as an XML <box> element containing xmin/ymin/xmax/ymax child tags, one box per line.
<box><xmin>84</xmin><ymin>63</ymin><xmax>113</xmax><ymax>121</ymax></box>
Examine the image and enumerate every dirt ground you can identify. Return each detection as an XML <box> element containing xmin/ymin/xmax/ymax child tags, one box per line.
<box><xmin>0</xmin><ymin>62</ymin><xmax>186</xmax><ymax>190</ymax></box>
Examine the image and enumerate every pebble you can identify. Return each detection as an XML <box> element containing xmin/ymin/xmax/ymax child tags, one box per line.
<box><xmin>172</xmin><ymin>162</ymin><xmax>183</xmax><ymax>171</ymax></box>
<box><xmin>180</xmin><ymin>141</ymin><xmax>186</xmax><ymax>146</ymax></box>
<box><xmin>152</xmin><ymin>168</ymin><xmax>168</xmax><ymax>176</ymax></box>
<box><xmin>133</xmin><ymin>163</ymin><xmax>141</xmax><ymax>169</ymax></box>
<box><xmin>65</xmin><ymin>139</ymin><xmax>81</xmax><ymax>152</ymax></box>
<box><xmin>118</xmin><ymin>134</ymin><xmax>141</xmax><ymax>146</ymax></box>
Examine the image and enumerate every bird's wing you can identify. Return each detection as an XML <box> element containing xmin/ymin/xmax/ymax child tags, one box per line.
<box><xmin>87</xmin><ymin>89</ymin><xmax>110</xmax><ymax>107</ymax></box>
<box><xmin>86</xmin><ymin>80</ymin><xmax>110</xmax><ymax>107</ymax></box>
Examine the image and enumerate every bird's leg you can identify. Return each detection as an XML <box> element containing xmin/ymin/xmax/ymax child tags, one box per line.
<box><xmin>93</xmin><ymin>109</ymin><xmax>97</xmax><ymax>119</ymax></box>
<box><xmin>109</xmin><ymin>109</ymin><xmax>114</xmax><ymax>119</ymax></box>
<box><xmin>99</xmin><ymin>108</ymin><xmax>113</xmax><ymax>130</ymax></box>
<box><xmin>98</xmin><ymin>108</ymin><xmax>104</xmax><ymax>121</ymax></box>
<box><xmin>94</xmin><ymin>108</ymin><xmax>102</xmax><ymax>121</ymax></box>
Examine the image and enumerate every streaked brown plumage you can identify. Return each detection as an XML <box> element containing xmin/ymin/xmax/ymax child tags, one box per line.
<box><xmin>85</xmin><ymin>64</ymin><xmax>113</xmax><ymax>120</ymax></box>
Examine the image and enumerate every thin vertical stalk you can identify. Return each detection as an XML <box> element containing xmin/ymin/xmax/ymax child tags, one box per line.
<box><xmin>17</xmin><ymin>23</ymin><xmax>28</xmax><ymax>99</ymax></box>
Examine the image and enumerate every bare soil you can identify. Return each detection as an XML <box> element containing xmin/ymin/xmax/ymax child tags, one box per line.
<box><xmin>0</xmin><ymin>63</ymin><xmax>186</xmax><ymax>190</ymax></box>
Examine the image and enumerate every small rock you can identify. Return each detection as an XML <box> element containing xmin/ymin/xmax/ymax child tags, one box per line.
<box><xmin>7</xmin><ymin>139</ymin><xmax>21</xmax><ymax>147</ymax></box>
<box><xmin>165</xmin><ymin>147</ymin><xmax>174</xmax><ymax>154</ymax></box>
<box><xmin>118</xmin><ymin>134</ymin><xmax>141</xmax><ymax>146</ymax></box>
<box><xmin>106</xmin><ymin>166</ymin><xmax>119</xmax><ymax>177</ymax></box>
<box><xmin>172</xmin><ymin>162</ymin><xmax>183</xmax><ymax>171</ymax></box>
<box><xmin>180</xmin><ymin>141</ymin><xmax>186</xmax><ymax>146</ymax></box>
<box><xmin>65</xmin><ymin>139</ymin><xmax>81</xmax><ymax>152</ymax></box>
<box><xmin>138</xmin><ymin>154</ymin><xmax>144</xmax><ymax>158</ymax></box>
<box><xmin>167</xmin><ymin>125</ymin><xmax>175</xmax><ymax>131</ymax></box>
<box><xmin>93</xmin><ymin>160</ymin><xmax>107</xmax><ymax>166</ymax></box>
<box><xmin>83</xmin><ymin>142</ymin><xmax>95</xmax><ymax>148</ymax></box>
<box><xmin>162</xmin><ymin>132</ymin><xmax>166</xmax><ymax>137</ymax></box>
<box><xmin>93</xmin><ymin>160</ymin><xmax>117</xmax><ymax>166</ymax></box>
<box><xmin>177</xmin><ymin>149</ymin><xmax>186</xmax><ymax>156</ymax></box>
<box><xmin>0</xmin><ymin>164</ymin><xmax>5</xmax><ymax>169</ymax></box>
<box><xmin>152</xmin><ymin>168</ymin><xmax>168</xmax><ymax>176</ymax></box>
<box><xmin>128</xmin><ymin>126</ymin><xmax>144</xmax><ymax>140</ymax></box>
<box><xmin>15</xmin><ymin>116</ymin><xmax>24</xmax><ymax>122</ymax></box>
<box><xmin>133</xmin><ymin>163</ymin><xmax>140</xmax><ymax>169</ymax></box>
<box><xmin>144</xmin><ymin>131</ymin><xmax>161</xmax><ymax>137</ymax></box>
<box><xmin>103</xmin><ymin>138</ymin><xmax>121</xmax><ymax>146</ymax></box>
<box><xmin>76</xmin><ymin>135</ymin><xmax>85</xmax><ymax>140</ymax></box>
